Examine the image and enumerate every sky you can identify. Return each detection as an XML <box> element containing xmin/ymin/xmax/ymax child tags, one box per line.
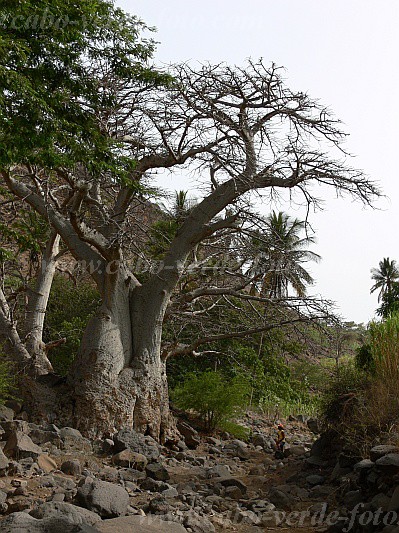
<box><xmin>117</xmin><ymin>0</ymin><xmax>399</xmax><ymax>324</ymax></box>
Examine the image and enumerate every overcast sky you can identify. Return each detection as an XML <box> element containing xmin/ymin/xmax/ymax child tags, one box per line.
<box><xmin>117</xmin><ymin>0</ymin><xmax>399</xmax><ymax>324</ymax></box>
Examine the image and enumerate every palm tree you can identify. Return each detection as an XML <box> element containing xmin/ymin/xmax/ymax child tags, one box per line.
<box><xmin>370</xmin><ymin>257</ymin><xmax>399</xmax><ymax>302</ymax></box>
<box><xmin>250</xmin><ymin>211</ymin><xmax>320</xmax><ymax>298</ymax></box>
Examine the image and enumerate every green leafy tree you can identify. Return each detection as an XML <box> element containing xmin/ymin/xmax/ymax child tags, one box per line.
<box><xmin>0</xmin><ymin>0</ymin><xmax>168</xmax><ymax>173</ymax></box>
<box><xmin>172</xmin><ymin>371</ymin><xmax>250</xmax><ymax>431</ymax></box>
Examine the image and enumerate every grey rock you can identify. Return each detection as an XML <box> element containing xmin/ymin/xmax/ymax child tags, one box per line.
<box><xmin>111</xmin><ymin>450</ymin><xmax>147</xmax><ymax>470</ymax></box>
<box><xmin>77</xmin><ymin>478</ymin><xmax>129</xmax><ymax>517</ymax></box>
<box><xmin>206</xmin><ymin>464</ymin><xmax>231</xmax><ymax>478</ymax></box>
<box><xmin>145</xmin><ymin>462</ymin><xmax>170</xmax><ymax>481</ymax></box>
<box><xmin>289</xmin><ymin>445</ymin><xmax>307</xmax><ymax>456</ymax></box>
<box><xmin>0</xmin><ymin>405</ymin><xmax>14</xmax><ymax>422</ymax></box>
<box><xmin>29</xmin><ymin>428</ymin><xmax>61</xmax><ymax>446</ymax></box>
<box><xmin>0</xmin><ymin>511</ymin><xmax>97</xmax><ymax>532</ymax></box>
<box><xmin>30</xmin><ymin>501</ymin><xmax>101</xmax><ymax>525</ymax></box>
<box><xmin>238</xmin><ymin>509</ymin><xmax>261</xmax><ymax>526</ymax></box>
<box><xmin>376</xmin><ymin>453</ymin><xmax>399</xmax><ymax>470</ymax></box>
<box><xmin>61</xmin><ymin>459</ymin><xmax>82</xmax><ymax>476</ymax></box>
<box><xmin>162</xmin><ymin>487</ymin><xmax>179</xmax><ymax>498</ymax></box>
<box><xmin>354</xmin><ymin>459</ymin><xmax>374</xmax><ymax>472</ymax></box>
<box><xmin>177</xmin><ymin>421</ymin><xmax>200</xmax><ymax>449</ymax></box>
<box><xmin>251</xmin><ymin>433</ymin><xmax>268</xmax><ymax>448</ymax></box>
<box><xmin>306</xmin><ymin>474</ymin><xmax>325</xmax><ymax>486</ymax></box>
<box><xmin>183</xmin><ymin>510</ymin><xmax>216</xmax><ymax>532</ymax></box>
<box><xmin>4</xmin><ymin>431</ymin><xmax>42</xmax><ymax>459</ymax></box>
<box><xmin>212</xmin><ymin>476</ymin><xmax>247</xmax><ymax>495</ymax></box>
<box><xmin>102</xmin><ymin>439</ymin><xmax>114</xmax><ymax>454</ymax></box>
<box><xmin>113</xmin><ymin>428</ymin><xmax>160</xmax><ymax>460</ymax></box>
<box><xmin>0</xmin><ymin>447</ymin><xmax>10</xmax><ymax>470</ymax></box>
<box><xmin>370</xmin><ymin>445</ymin><xmax>399</xmax><ymax>462</ymax></box>
<box><xmin>59</xmin><ymin>427</ymin><xmax>83</xmax><ymax>439</ymax></box>
<box><xmin>269</xmin><ymin>487</ymin><xmax>293</xmax><ymax>510</ymax></box>
<box><xmin>223</xmin><ymin>440</ymin><xmax>250</xmax><ymax>460</ymax></box>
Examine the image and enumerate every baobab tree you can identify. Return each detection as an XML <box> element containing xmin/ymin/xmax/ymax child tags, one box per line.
<box><xmin>0</xmin><ymin>3</ymin><xmax>380</xmax><ymax>440</ymax></box>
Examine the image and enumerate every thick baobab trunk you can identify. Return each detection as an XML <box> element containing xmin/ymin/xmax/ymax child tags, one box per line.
<box><xmin>69</xmin><ymin>271</ymin><xmax>175</xmax><ymax>442</ymax></box>
<box><xmin>24</xmin><ymin>233</ymin><xmax>61</xmax><ymax>375</ymax></box>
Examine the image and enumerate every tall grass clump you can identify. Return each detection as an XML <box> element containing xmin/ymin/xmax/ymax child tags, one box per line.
<box><xmin>321</xmin><ymin>312</ymin><xmax>399</xmax><ymax>451</ymax></box>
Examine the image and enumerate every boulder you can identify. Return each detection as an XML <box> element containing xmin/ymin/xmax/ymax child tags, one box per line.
<box><xmin>370</xmin><ymin>445</ymin><xmax>399</xmax><ymax>462</ymax></box>
<box><xmin>184</xmin><ymin>510</ymin><xmax>216</xmax><ymax>532</ymax></box>
<box><xmin>60</xmin><ymin>428</ymin><xmax>92</xmax><ymax>454</ymax></box>
<box><xmin>354</xmin><ymin>459</ymin><xmax>374</xmax><ymax>472</ymax></box>
<box><xmin>0</xmin><ymin>447</ymin><xmax>10</xmax><ymax>471</ymax></box>
<box><xmin>0</xmin><ymin>510</ymin><xmax>98</xmax><ymax>532</ymax></box>
<box><xmin>30</xmin><ymin>501</ymin><xmax>101</xmax><ymax>526</ymax></box>
<box><xmin>61</xmin><ymin>459</ymin><xmax>82</xmax><ymax>476</ymax></box>
<box><xmin>212</xmin><ymin>476</ymin><xmax>247</xmax><ymax>495</ymax></box>
<box><xmin>1</xmin><ymin>420</ymin><xmax>30</xmax><ymax>440</ymax></box>
<box><xmin>376</xmin><ymin>453</ymin><xmax>399</xmax><ymax>472</ymax></box>
<box><xmin>4</xmin><ymin>431</ymin><xmax>42</xmax><ymax>459</ymax></box>
<box><xmin>269</xmin><ymin>487</ymin><xmax>294</xmax><ymax>510</ymax></box>
<box><xmin>111</xmin><ymin>450</ymin><xmax>147</xmax><ymax>470</ymax></box>
<box><xmin>37</xmin><ymin>454</ymin><xmax>58</xmax><ymax>473</ymax></box>
<box><xmin>223</xmin><ymin>440</ymin><xmax>250</xmax><ymax>460</ymax></box>
<box><xmin>251</xmin><ymin>433</ymin><xmax>268</xmax><ymax>448</ymax></box>
<box><xmin>29</xmin><ymin>427</ymin><xmax>61</xmax><ymax>446</ymax></box>
<box><xmin>289</xmin><ymin>445</ymin><xmax>307</xmax><ymax>456</ymax></box>
<box><xmin>0</xmin><ymin>405</ymin><xmax>14</xmax><ymax>422</ymax></box>
<box><xmin>113</xmin><ymin>428</ymin><xmax>160</xmax><ymax>459</ymax></box>
<box><xmin>77</xmin><ymin>478</ymin><xmax>129</xmax><ymax>517</ymax></box>
<box><xmin>306</xmin><ymin>474</ymin><xmax>325</xmax><ymax>486</ymax></box>
<box><xmin>95</xmin><ymin>515</ymin><xmax>188</xmax><ymax>532</ymax></box>
<box><xmin>206</xmin><ymin>464</ymin><xmax>231</xmax><ymax>478</ymax></box>
<box><xmin>145</xmin><ymin>462</ymin><xmax>170</xmax><ymax>481</ymax></box>
<box><xmin>177</xmin><ymin>421</ymin><xmax>200</xmax><ymax>449</ymax></box>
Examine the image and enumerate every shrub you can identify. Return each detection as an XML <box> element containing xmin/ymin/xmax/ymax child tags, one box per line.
<box><xmin>0</xmin><ymin>348</ymin><xmax>15</xmax><ymax>404</ymax></box>
<box><xmin>355</xmin><ymin>343</ymin><xmax>375</xmax><ymax>373</ymax></box>
<box><xmin>172</xmin><ymin>371</ymin><xmax>250</xmax><ymax>431</ymax></box>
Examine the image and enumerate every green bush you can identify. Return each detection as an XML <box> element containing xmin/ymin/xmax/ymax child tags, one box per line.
<box><xmin>355</xmin><ymin>343</ymin><xmax>375</xmax><ymax>373</ymax></box>
<box><xmin>172</xmin><ymin>371</ymin><xmax>250</xmax><ymax>431</ymax></box>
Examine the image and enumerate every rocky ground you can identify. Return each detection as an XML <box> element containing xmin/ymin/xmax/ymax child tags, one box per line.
<box><xmin>0</xmin><ymin>405</ymin><xmax>399</xmax><ymax>532</ymax></box>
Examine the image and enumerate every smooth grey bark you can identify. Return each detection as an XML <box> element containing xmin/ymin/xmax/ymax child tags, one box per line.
<box><xmin>0</xmin><ymin>286</ymin><xmax>31</xmax><ymax>367</ymax></box>
<box><xmin>24</xmin><ymin>232</ymin><xmax>61</xmax><ymax>374</ymax></box>
<box><xmin>68</xmin><ymin>266</ymin><xmax>175</xmax><ymax>441</ymax></box>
